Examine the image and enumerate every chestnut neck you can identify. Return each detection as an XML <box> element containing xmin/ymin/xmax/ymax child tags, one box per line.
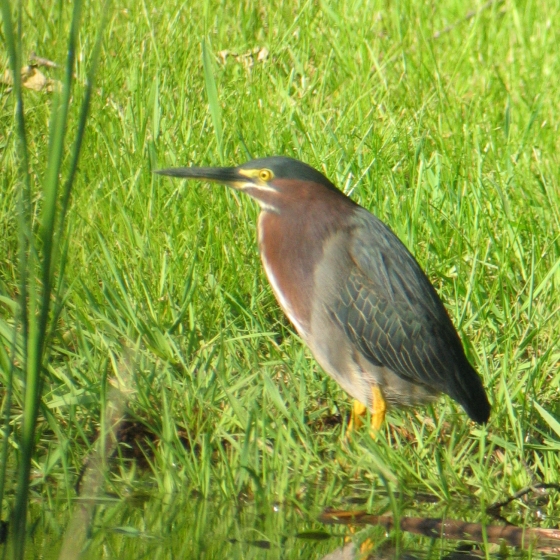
<box><xmin>255</xmin><ymin>179</ymin><xmax>356</xmax><ymax>334</ymax></box>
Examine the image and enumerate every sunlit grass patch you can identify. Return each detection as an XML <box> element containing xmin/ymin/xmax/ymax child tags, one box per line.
<box><xmin>0</xmin><ymin>2</ymin><xmax>559</xmax><ymax>557</ymax></box>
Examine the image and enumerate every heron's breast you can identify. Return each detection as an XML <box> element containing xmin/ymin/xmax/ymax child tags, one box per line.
<box><xmin>257</xmin><ymin>212</ymin><xmax>321</xmax><ymax>337</ymax></box>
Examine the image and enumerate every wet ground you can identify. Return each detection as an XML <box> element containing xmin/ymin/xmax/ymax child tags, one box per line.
<box><xmin>7</xmin><ymin>482</ymin><xmax>560</xmax><ymax>559</ymax></box>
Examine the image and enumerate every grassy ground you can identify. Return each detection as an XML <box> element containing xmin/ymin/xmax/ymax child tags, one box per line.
<box><xmin>1</xmin><ymin>0</ymin><xmax>560</xmax><ymax>554</ymax></box>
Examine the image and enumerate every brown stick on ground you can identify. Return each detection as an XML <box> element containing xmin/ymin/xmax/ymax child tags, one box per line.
<box><xmin>319</xmin><ymin>510</ymin><xmax>560</xmax><ymax>551</ymax></box>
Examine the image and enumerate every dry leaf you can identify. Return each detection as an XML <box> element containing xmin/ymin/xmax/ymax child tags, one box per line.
<box><xmin>217</xmin><ymin>46</ymin><xmax>269</xmax><ymax>68</ymax></box>
<box><xmin>21</xmin><ymin>66</ymin><xmax>48</xmax><ymax>91</ymax></box>
<box><xmin>1</xmin><ymin>70</ymin><xmax>12</xmax><ymax>89</ymax></box>
<box><xmin>1</xmin><ymin>66</ymin><xmax>62</xmax><ymax>93</ymax></box>
<box><xmin>218</xmin><ymin>50</ymin><xmax>230</xmax><ymax>65</ymax></box>
<box><xmin>256</xmin><ymin>47</ymin><xmax>269</xmax><ymax>62</ymax></box>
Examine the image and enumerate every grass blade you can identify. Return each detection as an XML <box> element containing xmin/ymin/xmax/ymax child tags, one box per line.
<box><xmin>0</xmin><ymin>1</ymin><xmax>108</xmax><ymax>557</ymax></box>
<box><xmin>534</xmin><ymin>401</ymin><xmax>560</xmax><ymax>440</ymax></box>
<box><xmin>202</xmin><ymin>38</ymin><xmax>223</xmax><ymax>163</ymax></box>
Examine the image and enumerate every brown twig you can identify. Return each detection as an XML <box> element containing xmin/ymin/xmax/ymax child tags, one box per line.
<box><xmin>486</xmin><ymin>483</ymin><xmax>560</xmax><ymax>514</ymax></box>
<box><xmin>29</xmin><ymin>51</ymin><xmax>59</xmax><ymax>68</ymax></box>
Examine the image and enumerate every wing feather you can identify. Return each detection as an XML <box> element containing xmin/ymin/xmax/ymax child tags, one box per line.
<box><xmin>330</xmin><ymin>209</ymin><xmax>471</xmax><ymax>397</ymax></box>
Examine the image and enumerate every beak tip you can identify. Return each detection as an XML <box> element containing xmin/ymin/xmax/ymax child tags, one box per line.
<box><xmin>151</xmin><ymin>165</ymin><xmax>239</xmax><ymax>183</ymax></box>
<box><xmin>153</xmin><ymin>168</ymin><xmax>174</xmax><ymax>177</ymax></box>
<box><xmin>154</xmin><ymin>168</ymin><xmax>197</xmax><ymax>179</ymax></box>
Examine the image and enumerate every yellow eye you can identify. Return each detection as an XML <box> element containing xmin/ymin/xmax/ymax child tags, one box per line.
<box><xmin>258</xmin><ymin>168</ymin><xmax>273</xmax><ymax>182</ymax></box>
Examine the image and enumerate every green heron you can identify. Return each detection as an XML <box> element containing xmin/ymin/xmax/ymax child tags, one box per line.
<box><xmin>156</xmin><ymin>157</ymin><xmax>491</xmax><ymax>430</ymax></box>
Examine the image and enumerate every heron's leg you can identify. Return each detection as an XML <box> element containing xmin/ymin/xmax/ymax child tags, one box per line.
<box><xmin>370</xmin><ymin>385</ymin><xmax>387</xmax><ymax>431</ymax></box>
<box><xmin>346</xmin><ymin>400</ymin><xmax>368</xmax><ymax>437</ymax></box>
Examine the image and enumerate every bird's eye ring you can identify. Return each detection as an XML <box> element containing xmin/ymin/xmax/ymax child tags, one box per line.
<box><xmin>259</xmin><ymin>169</ymin><xmax>273</xmax><ymax>181</ymax></box>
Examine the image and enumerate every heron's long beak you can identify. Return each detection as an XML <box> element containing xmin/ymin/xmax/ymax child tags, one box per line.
<box><xmin>155</xmin><ymin>166</ymin><xmax>246</xmax><ymax>188</ymax></box>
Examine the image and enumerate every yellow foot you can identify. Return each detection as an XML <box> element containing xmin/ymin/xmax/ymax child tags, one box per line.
<box><xmin>360</xmin><ymin>537</ymin><xmax>374</xmax><ymax>558</ymax></box>
<box><xmin>346</xmin><ymin>400</ymin><xmax>367</xmax><ymax>439</ymax></box>
<box><xmin>344</xmin><ymin>529</ymin><xmax>374</xmax><ymax>559</ymax></box>
<box><xmin>370</xmin><ymin>385</ymin><xmax>387</xmax><ymax>432</ymax></box>
<box><xmin>346</xmin><ymin>387</ymin><xmax>387</xmax><ymax>440</ymax></box>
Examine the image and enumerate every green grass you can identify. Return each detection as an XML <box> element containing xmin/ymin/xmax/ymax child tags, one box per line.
<box><xmin>1</xmin><ymin>0</ymin><xmax>560</xmax><ymax>556</ymax></box>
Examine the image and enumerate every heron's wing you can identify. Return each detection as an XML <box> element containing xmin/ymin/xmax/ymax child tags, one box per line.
<box><xmin>330</xmin><ymin>210</ymin><xmax>468</xmax><ymax>396</ymax></box>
